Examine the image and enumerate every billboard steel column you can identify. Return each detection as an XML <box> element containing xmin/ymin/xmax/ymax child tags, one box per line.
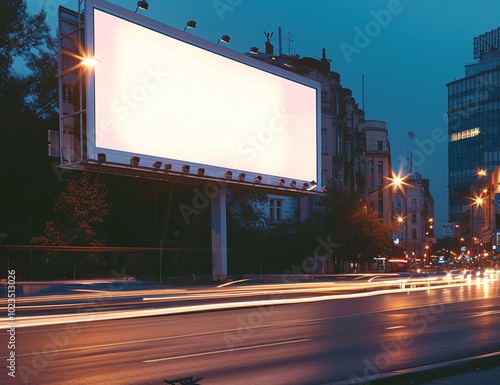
<box><xmin>211</xmin><ymin>188</ymin><xmax>227</xmax><ymax>281</ymax></box>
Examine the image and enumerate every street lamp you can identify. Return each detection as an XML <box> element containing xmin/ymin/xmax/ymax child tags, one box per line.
<box><xmin>477</xmin><ymin>169</ymin><xmax>487</xmax><ymax>177</ymax></box>
<box><xmin>135</xmin><ymin>0</ymin><xmax>149</xmax><ymax>12</ymax></box>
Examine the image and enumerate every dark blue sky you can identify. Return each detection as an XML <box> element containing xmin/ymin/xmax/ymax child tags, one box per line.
<box><xmin>29</xmin><ymin>0</ymin><xmax>500</xmax><ymax>235</ymax></box>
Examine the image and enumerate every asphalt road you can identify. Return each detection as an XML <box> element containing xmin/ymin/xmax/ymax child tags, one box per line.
<box><xmin>2</xmin><ymin>281</ymin><xmax>500</xmax><ymax>385</ymax></box>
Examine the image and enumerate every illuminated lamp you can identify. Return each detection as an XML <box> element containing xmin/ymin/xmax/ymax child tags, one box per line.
<box><xmin>97</xmin><ymin>153</ymin><xmax>106</xmax><ymax>162</ymax></box>
<box><xmin>217</xmin><ymin>35</ymin><xmax>230</xmax><ymax>45</ymax></box>
<box><xmin>135</xmin><ymin>0</ymin><xmax>149</xmax><ymax>12</ymax></box>
<box><xmin>182</xmin><ymin>165</ymin><xmax>190</xmax><ymax>173</ymax></box>
<box><xmin>164</xmin><ymin>163</ymin><xmax>172</xmax><ymax>171</ymax></box>
<box><xmin>249</xmin><ymin>46</ymin><xmax>259</xmax><ymax>54</ymax></box>
<box><xmin>198</xmin><ymin>168</ymin><xmax>205</xmax><ymax>176</ymax></box>
<box><xmin>183</xmin><ymin>20</ymin><xmax>196</xmax><ymax>32</ymax></box>
<box><xmin>254</xmin><ymin>175</ymin><xmax>262</xmax><ymax>184</ymax></box>
<box><xmin>278</xmin><ymin>178</ymin><xmax>285</xmax><ymax>187</ymax></box>
<box><xmin>224</xmin><ymin>170</ymin><xmax>233</xmax><ymax>179</ymax></box>
<box><xmin>306</xmin><ymin>181</ymin><xmax>318</xmax><ymax>191</ymax></box>
<box><xmin>130</xmin><ymin>156</ymin><xmax>140</xmax><ymax>166</ymax></box>
<box><xmin>289</xmin><ymin>180</ymin><xmax>297</xmax><ymax>188</ymax></box>
<box><xmin>81</xmin><ymin>57</ymin><xmax>99</xmax><ymax>67</ymax></box>
<box><xmin>152</xmin><ymin>161</ymin><xmax>162</xmax><ymax>169</ymax></box>
<box><xmin>238</xmin><ymin>173</ymin><xmax>246</xmax><ymax>182</ymax></box>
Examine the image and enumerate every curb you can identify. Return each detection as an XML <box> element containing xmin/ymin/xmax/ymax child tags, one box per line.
<box><xmin>326</xmin><ymin>351</ymin><xmax>500</xmax><ymax>385</ymax></box>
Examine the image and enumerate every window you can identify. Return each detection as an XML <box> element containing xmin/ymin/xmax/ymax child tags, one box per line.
<box><xmin>378</xmin><ymin>141</ymin><xmax>383</xmax><ymax>151</ymax></box>
<box><xmin>411</xmin><ymin>228</ymin><xmax>418</xmax><ymax>240</ymax></box>
<box><xmin>269</xmin><ymin>199</ymin><xmax>283</xmax><ymax>222</ymax></box>
<box><xmin>62</xmin><ymin>84</ymin><xmax>72</xmax><ymax>104</ymax></box>
<box><xmin>321</xmin><ymin>129</ymin><xmax>327</xmax><ymax>154</ymax></box>
<box><xmin>412</xmin><ymin>213</ymin><xmax>417</xmax><ymax>224</ymax></box>
<box><xmin>321</xmin><ymin>169</ymin><xmax>328</xmax><ymax>188</ymax></box>
<box><xmin>377</xmin><ymin>161</ymin><xmax>384</xmax><ymax>187</ymax></box>
<box><xmin>335</xmin><ymin>90</ymin><xmax>341</xmax><ymax>115</ymax></box>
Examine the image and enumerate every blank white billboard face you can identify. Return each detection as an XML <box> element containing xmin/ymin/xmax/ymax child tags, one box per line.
<box><xmin>91</xmin><ymin>7</ymin><xmax>319</xmax><ymax>182</ymax></box>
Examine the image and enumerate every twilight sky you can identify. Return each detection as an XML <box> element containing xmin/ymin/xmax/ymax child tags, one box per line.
<box><xmin>29</xmin><ymin>0</ymin><xmax>500</xmax><ymax>236</ymax></box>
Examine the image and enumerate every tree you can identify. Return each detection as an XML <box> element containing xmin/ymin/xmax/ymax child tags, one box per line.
<box><xmin>32</xmin><ymin>171</ymin><xmax>110</xmax><ymax>279</ymax></box>
<box><xmin>319</xmin><ymin>189</ymin><xmax>396</xmax><ymax>272</ymax></box>
<box><xmin>0</xmin><ymin>0</ymin><xmax>57</xmax><ymax>116</ymax></box>
<box><xmin>0</xmin><ymin>0</ymin><xmax>59</xmax><ymax>252</ymax></box>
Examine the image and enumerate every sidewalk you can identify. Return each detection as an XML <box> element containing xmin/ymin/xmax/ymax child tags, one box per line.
<box><xmin>416</xmin><ymin>365</ymin><xmax>500</xmax><ymax>384</ymax></box>
<box><xmin>363</xmin><ymin>351</ymin><xmax>500</xmax><ymax>385</ymax></box>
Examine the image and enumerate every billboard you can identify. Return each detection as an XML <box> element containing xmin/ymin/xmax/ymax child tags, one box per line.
<box><xmin>84</xmin><ymin>0</ymin><xmax>320</xmax><ymax>185</ymax></box>
<box><xmin>442</xmin><ymin>223</ymin><xmax>454</xmax><ymax>238</ymax></box>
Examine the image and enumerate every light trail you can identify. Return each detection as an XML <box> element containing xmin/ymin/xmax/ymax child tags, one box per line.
<box><xmin>1</xmin><ymin>277</ymin><xmax>495</xmax><ymax>330</ymax></box>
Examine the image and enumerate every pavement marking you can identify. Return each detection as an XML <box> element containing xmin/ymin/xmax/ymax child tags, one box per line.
<box><xmin>386</xmin><ymin>325</ymin><xmax>406</xmax><ymax>329</ymax></box>
<box><xmin>143</xmin><ymin>338</ymin><xmax>313</xmax><ymax>363</ymax></box>
<box><xmin>463</xmin><ymin>310</ymin><xmax>500</xmax><ymax>318</ymax></box>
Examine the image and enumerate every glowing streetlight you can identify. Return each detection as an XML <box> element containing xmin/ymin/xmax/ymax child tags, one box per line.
<box><xmin>81</xmin><ymin>56</ymin><xmax>99</xmax><ymax>67</ymax></box>
<box><xmin>472</xmin><ymin>196</ymin><xmax>485</xmax><ymax>206</ymax></box>
<box><xmin>387</xmin><ymin>171</ymin><xmax>411</xmax><ymax>191</ymax></box>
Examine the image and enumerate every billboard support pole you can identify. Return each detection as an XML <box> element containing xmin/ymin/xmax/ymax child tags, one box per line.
<box><xmin>211</xmin><ymin>188</ymin><xmax>227</xmax><ymax>281</ymax></box>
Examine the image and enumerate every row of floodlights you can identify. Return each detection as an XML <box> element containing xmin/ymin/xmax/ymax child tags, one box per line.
<box><xmin>98</xmin><ymin>154</ymin><xmax>317</xmax><ymax>190</ymax></box>
<box><xmin>133</xmin><ymin>1</ymin><xmax>263</xmax><ymax>51</ymax></box>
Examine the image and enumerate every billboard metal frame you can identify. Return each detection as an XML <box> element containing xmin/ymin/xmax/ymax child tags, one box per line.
<box><xmin>82</xmin><ymin>0</ymin><xmax>321</xmax><ymax>189</ymax></box>
<box><xmin>58</xmin><ymin>0</ymin><xmax>323</xmax><ymax>281</ymax></box>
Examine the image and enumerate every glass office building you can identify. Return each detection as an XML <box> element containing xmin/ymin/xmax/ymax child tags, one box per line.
<box><xmin>447</xmin><ymin>28</ymin><xmax>500</xmax><ymax>221</ymax></box>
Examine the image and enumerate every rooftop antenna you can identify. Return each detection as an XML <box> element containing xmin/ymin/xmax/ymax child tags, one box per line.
<box><xmin>283</xmin><ymin>30</ymin><xmax>295</xmax><ymax>56</ymax></box>
<box><xmin>361</xmin><ymin>74</ymin><xmax>370</xmax><ymax>111</ymax></box>
<box><xmin>362</xmin><ymin>74</ymin><xmax>365</xmax><ymax>111</ymax></box>
<box><xmin>278</xmin><ymin>27</ymin><xmax>282</xmax><ymax>56</ymax></box>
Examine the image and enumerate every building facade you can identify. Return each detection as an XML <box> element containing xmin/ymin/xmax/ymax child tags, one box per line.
<box><xmin>448</xmin><ymin>28</ymin><xmax>500</xmax><ymax>222</ymax></box>
<box><xmin>392</xmin><ymin>172</ymin><xmax>435</xmax><ymax>266</ymax></box>
<box><xmin>458</xmin><ymin>165</ymin><xmax>500</xmax><ymax>265</ymax></box>
<box><xmin>363</xmin><ymin>120</ymin><xmax>393</xmax><ymax>224</ymax></box>
<box><xmin>250</xmin><ymin>43</ymin><xmax>379</xmax><ymax>222</ymax></box>
<box><xmin>249</xmin><ymin>40</ymin><xmax>435</xmax><ymax>272</ymax></box>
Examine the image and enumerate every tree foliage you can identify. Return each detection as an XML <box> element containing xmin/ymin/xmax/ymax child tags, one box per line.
<box><xmin>0</xmin><ymin>1</ymin><xmax>59</xmax><ymax>249</ymax></box>
<box><xmin>32</xmin><ymin>171</ymin><xmax>110</xmax><ymax>259</ymax></box>
<box><xmin>0</xmin><ymin>0</ymin><xmax>57</xmax><ymax>117</ymax></box>
<box><xmin>319</xmin><ymin>189</ymin><xmax>396</xmax><ymax>263</ymax></box>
